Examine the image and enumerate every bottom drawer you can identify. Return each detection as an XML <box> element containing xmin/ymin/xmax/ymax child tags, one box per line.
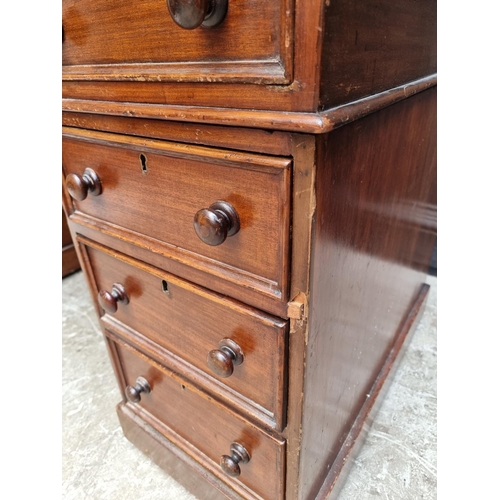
<box><xmin>108</xmin><ymin>333</ymin><xmax>285</xmax><ymax>500</ymax></box>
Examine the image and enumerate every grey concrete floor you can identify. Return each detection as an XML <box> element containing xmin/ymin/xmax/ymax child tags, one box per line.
<box><xmin>62</xmin><ymin>272</ymin><xmax>437</xmax><ymax>500</ymax></box>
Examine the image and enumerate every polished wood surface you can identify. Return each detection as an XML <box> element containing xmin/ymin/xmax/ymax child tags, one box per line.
<box><xmin>111</xmin><ymin>335</ymin><xmax>286</xmax><ymax>500</ymax></box>
<box><xmin>62</xmin><ymin>208</ymin><xmax>80</xmax><ymax>277</ymax></box>
<box><xmin>62</xmin><ymin>0</ymin><xmax>292</xmax><ymax>84</ymax></box>
<box><xmin>62</xmin><ymin>0</ymin><xmax>435</xmax><ymax>113</ymax></box>
<box><xmin>167</xmin><ymin>0</ymin><xmax>228</xmax><ymax>30</ymax></box>
<box><xmin>62</xmin><ymin>128</ymin><xmax>291</xmax><ymax>304</ymax></box>
<box><xmin>117</xmin><ymin>403</ymin><xmax>234</xmax><ymax>500</ymax></box>
<box><xmin>62</xmin><ymin>2</ymin><xmax>437</xmax><ymax>498</ymax></box>
<box><xmin>220</xmin><ymin>442</ymin><xmax>251</xmax><ymax>478</ymax></box>
<box><xmin>193</xmin><ymin>201</ymin><xmax>240</xmax><ymax>247</ymax></box>
<box><xmin>69</xmin><ymin>216</ymin><xmax>289</xmax><ymax>318</ymax></box>
<box><xmin>320</xmin><ymin>0</ymin><xmax>437</xmax><ymax>108</ymax></box>
<box><xmin>97</xmin><ymin>283</ymin><xmax>129</xmax><ymax>314</ymax></box>
<box><xmin>125</xmin><ymin>375</ymin><xmax>151</xmax><ymax>403</ymax></box>
<box><xmin>62</xmin><ymin>0</ymin><xmax>316</xmax><ymax>110</ymax></box>
<box><xmin>65</xmin><ymin>168</ymin><xmax>102</xmax><ymax>201</ymax></box>
<box><xmin>62</xmin><ymin>75</ymin><xmax>436</xmax><ymax>134</ymax></box>
<box><xmin>82</xmin><ymin>238</ymin><xmax>288</xmax><ymax>430</ymax></box>
<box><xmin>207</xmin><ymin>338</ymin><xmax>245</xmax><ymax>379</ymax></box>
<box><xmin>62</xmin><ymin>208</ymin><xmax>73</xmax><ymax>249</ymax></box>
<box><xmin>322</xmin><ymin>284</ymin><xmax>430</xmax><ymax>500</ymax></box>
<box><xmin>62</xmin><ymin>113</ymin><xmax>294</xmax><ymax>156</ymax></box>
<box><xmin>297</xmin><ymin>88</ymin><xmax>437</xmax><ymax>499</ymax></box>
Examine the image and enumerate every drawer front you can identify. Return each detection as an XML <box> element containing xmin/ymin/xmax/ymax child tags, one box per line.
<box><xmin>62</xmin><ymin>0</ymin><xmax>292</xmax><ymax>84</ymax></box>
<box><xmin>63</xmin><ymin>128</ymin><xmax>291</xmax><ymax>303</ymax></box>
<box><xmin>82</xmin><ymin>239</ymin><xmax>287</xmax><ymax>429</ymax></box>
<box><xmin>111</xmin><ymin>335</ymin><xmax>285</xmax><ymax>500</ymax></box>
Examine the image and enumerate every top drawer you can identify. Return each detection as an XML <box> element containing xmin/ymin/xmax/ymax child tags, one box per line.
<box><xmin>62</xmin><ymin>128</ymin><xmax>291</xmax><ymax>306</ymax></box>
<box><xmin>62</xmin><ymin>0</ymin><xmax>292</xmax><ymax>84</ymax></box>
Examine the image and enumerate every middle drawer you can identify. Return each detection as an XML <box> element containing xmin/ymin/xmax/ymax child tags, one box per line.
<box><xmin>79</xmin><ymin>237</ymin><xmax>288</xmax><ymax>430</ymax></box>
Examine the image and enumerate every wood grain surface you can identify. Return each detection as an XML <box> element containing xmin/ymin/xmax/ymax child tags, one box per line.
<box><xmin>117</xmin><ymin>403</ymin><xmax>237</xmax><ymax>500</ymax></box>
<box><xmin>62</xmin><ymin>0</ymin><xmax>292</xmax><ymax>84</ymax></box>
<box><xmin>63</xmin><ymin>0</ymin><xmax>435</xmax><ymax>112</ymax></box>
<box><xmin>62</xmin><ymin>128</ymin><xmax>291</xmax><ymax>304</ymax></box>
<box><xmin>110</xmin><ymin>335</ymin><xmax>286</xmax><ymax>500</ymax></box>
<box><xmin>297</xmin><ymin>88</ymin><xmax>437</xmax><ymax>499</ymax></box>
<box><xmin>81</xmin><ymin>238</ymin><xmax>288</xmax><ymax>429</ymax></box>
<box><xmin>62</xmin><ymin>208</ymin><xmax>80</xmax><ymax>277</ymax></box>
<box><xmin>62</xmin><ymin>75</ymin><xmax>436</xmax><ymax>133</ymax></box>
<box><xmin>62</xmin><ymin>114</ymin><xmax>294</xmax><ymax>156</ymax></box>
<box><xmin>320</xmin><ymin>0</ymin><xmax>437</xmax><ymax>108</ymax></box>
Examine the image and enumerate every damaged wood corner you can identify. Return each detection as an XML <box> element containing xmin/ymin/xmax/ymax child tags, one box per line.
<box><xmin>287</xmin><ymin>291</ymin><xmax>308</xmax><ymax>321</ymax></box>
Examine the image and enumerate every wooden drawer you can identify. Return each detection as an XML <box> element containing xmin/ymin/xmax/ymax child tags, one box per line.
<box><xmin>63</xmin><ymin>128</ymin><xmax>291</xmax><ymax>304</ymax></box>
<box><xmin>80</xmin><ymin>237</ymin><xmax>287</xmax><ymax>429</ymax></box>
<box><xmin>108</xmin><ymin>334</ymin><xmax>286</xmax><ymax>500</ymax></box>
<box><xmin>62</xmin><ymin>0</ymin><xmax>292</xmax><ymax>84</ymax></box>
<box><xmin>62</xmin><ymin>208</ymin><xmax>80</xmax><ymax>277</ymax></box>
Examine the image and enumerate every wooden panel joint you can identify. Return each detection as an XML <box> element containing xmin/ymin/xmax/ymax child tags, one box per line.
<box><xmin>287</xmin><ymin>292</ymin><xmax>308</xmax><ymax>321</ymax></box>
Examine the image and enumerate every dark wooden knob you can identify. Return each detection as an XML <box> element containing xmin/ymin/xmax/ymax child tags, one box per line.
<box><xmin>167</xmin><ymin>0</ymin><xmax>227</xmax><ymax>30</ymax></box>
<box><xmin>207</xmin><ymin>339</ymin><xmax>244</xmax><ymax>378</ymax></box>
<box><xmin>220</xmin><ymin>442</ymin><xmax>250</xmax><ymax>478</ymax></box>
<box><xmin>194</xmin><ymin>200</ymin><xmax>240</xmax><ymax>246</ymax></box>
<box><xmin>125</xmin><ymin>376</ymin><xmax>151</xmax><ymax>403</ymax></box>
<box><xmin>97</xmin><ymin>283</ymin><xmax>129</xmax><ymax>314</ymax></box>
<box><xmin>65</xmin><ymin>168</ymin><xmax>102</xmax><ymax>201</ymax></box>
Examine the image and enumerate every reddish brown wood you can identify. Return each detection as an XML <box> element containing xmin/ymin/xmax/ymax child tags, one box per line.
<box><xmin>68</xmin><ymin>217</ymin><xmax>289</xmax><ymax>318</ymax></box>
<box><xmin>167</xmin><ymin>0</ymin><xmax>210</xmax><ymax>29</ymax></box>
<box><xmin>80</xmin><ymin>237</ymin><xmax>288</xmax><ymax>430</ymax></box>
<box><xmin>62</xmin><ymin>1</ymin><xmax>435</xmax><ymax>113</ymax></box>
<box><xmin>61</xmin><ymin>3</ymin><xmax>437</xmax><ymax>497</ymax></box>
<box><xmin>65</xmin><ymin>168</ymin><xmax>102</xmax><ymax>201</ymax></box>
<box><xmin>110</xmin><ymin>335</ymin><xmax>286</xmax><ymax>500</ymax></box>
<box><xmin>97</xmin><ymin>283</ymin><xmax>129</xmax><ymax>314</ymax></box>
<box><xmin>61</xmin><ymin>0</ymin><xmax>312</xmax><ymax>110</ymax></box>
<box><xmin>207</xmin><ymin>339</ymin><xmax>244</xmax><ymax>379</ymax></box>
<box><xmin>220</xmin><ymin>442</ymin><xmax>251</xmax><ymax>478</ymax></box>
<box><xmin>297</xmin><ymin>88</ymin><xmax>437</xmax><ymax>499</ymax></box>
<box><xmin>62</xmin><ymin>75</ymin><xmax>436</xmax><ymax>134</ymax></box>
<box><xmin>62</xmin><ymin>0</ymin><xmax>292</xmax><ymax>84</ymax></box>
<box><xmin>112</xmin><ymin>285</ymin><xmax>430</xmax><ymax>500</ymax></box>
<box><xmin>62</xmin><ymin>208</ymin><xmax>73</xmax><ymax>247</ymax></box>
<box><xmin>116</xmin><ymin>403</ymin><xmax>236</xmax><ymax>500</ymax></box>
<box><xmin>62</xmin><ymin>246</ymin><xmax>80</xmax><ymax>277</ymax></box>
<box><xmin>194</xmin><ymin>201</ymin><xmax>240</xmax><ymax>246</ymax></box>
<box><xmin>62</xmin><ymin>128</ymin><xmax>291</xmax><ymax>304</ymax></box>
<box><xmin>62</xmin><ymin>208</ymin><xmax>80</xmax><ymax>277</ymax></box>
<box><xmin>167</xmin><ymin>0</ymin><xmax>227</xmax><ymax>29</ymax></box>
<box><xmin>282</xmin><ymin>135</ymin><xmax>317</xmax><ymax>500</ymax></box>
<box><xmin>63</xmin><ymin>91</ymin><xmax>437</xmax><ymax>497</ymax></box>
<box><xmin>320</xmin><ymin>75</ymin><xmax>437</xmax><ymax>131</ymax></box>
<box><xmin>125</xmin><ymin>376</ymin><xmax>151</xmax><ymax>403</ymax></box>
<box><xmin>61</xmin><ymin>113</ymin><xmax>294</xmax><ymax>156</ymax></box>
<box><xmin>321</xmin><ymin>284</ymin><xmax>430</xmax><ymax>499</ymax></box>
<box><xmin>320</xmin><ymin>0</ymin><xmax>437</xmax><ymax>109</ymax></box>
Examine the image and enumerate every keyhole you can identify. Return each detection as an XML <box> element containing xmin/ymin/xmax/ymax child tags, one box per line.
<box><xmin>161</xmin><ymin>280</ymin><xmax>169</xmax><ymax>294</ymax></box>
<box><xmin>140</xmin><ymin>154</ymin><xmax>148</xmax><ymax>174</ymax></box>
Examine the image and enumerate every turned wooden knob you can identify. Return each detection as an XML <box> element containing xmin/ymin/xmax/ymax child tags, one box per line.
<box><xmin>207</xmin><ymin>339</ymin><xmax>244</xmax><ymax>378</ymax></box>
<box><xmin>166</xmin><ymin>0</ymin><xmax>227</xmax><ymax>30</ymax></box>
<box><xmin>125</xmin><ymin>376</ymin><xmax>151</xmax><ymax>403</ymax></box>
<box><xmin>65</xmin><ymin>168</ymin><xmax>102</xmax><ymax>201</ymax></box>
<box><xmin>97</xmin><ymin>283</ymin><xmax>129</xmax><ymax>314</ymax></box>
<box><xmin>220</xmin><ymin>442</ymin><xmax>250</xmax><ymax>478</ymax></box>
<box><xmin>194</xmin><ymin>200</ymin><xmax>240</xmax><ymax>246</ymax></box>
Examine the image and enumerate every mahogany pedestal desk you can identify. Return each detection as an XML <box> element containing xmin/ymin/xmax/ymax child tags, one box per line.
<box><xmin>62</xmin><ymin>1</ymin><xmax>437</xmax><ymax>498</ymax></box>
